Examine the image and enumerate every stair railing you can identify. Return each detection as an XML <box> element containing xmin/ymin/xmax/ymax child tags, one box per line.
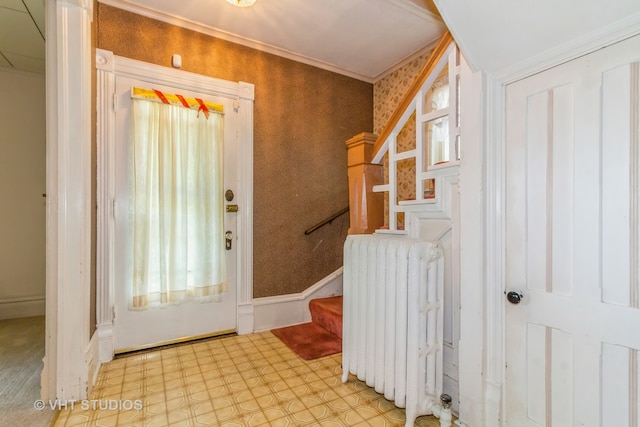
<box><xmin>304</xmin><ymin>206</ymin><xmax>349</xmax><ymax>235</ymax></box>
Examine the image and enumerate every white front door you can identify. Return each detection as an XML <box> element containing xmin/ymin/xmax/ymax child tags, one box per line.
<box><xmin>505</xmin><ymin>34</ymin><xmax>640</xmax><ymax>425</ymax></box>
<box><xmin>112</xmin><ymin>75</ymin><xmax>238</xmax><ymax>353</ymax></box>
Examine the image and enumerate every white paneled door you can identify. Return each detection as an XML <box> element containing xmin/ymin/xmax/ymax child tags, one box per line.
<box><xmin>112</xmin><ymin>76</ymin><xmax>239</xmax><ymax>352</ymax></box>
<box><xmin>505</xmin><ymin>35</ymin><xmax>640</xmax><ymax>426</ymax></box>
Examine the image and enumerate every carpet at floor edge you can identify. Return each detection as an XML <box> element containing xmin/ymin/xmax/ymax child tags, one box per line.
<box><xmin>271</xmin><ymin>322</ymin><xmax>341</xmax><ymax>360</ymax></box>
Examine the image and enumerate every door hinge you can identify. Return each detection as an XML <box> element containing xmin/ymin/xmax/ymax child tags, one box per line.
<box><xmin>233</xmin><ymin>99</ymin><xmax>240</xmax><ymax>112</ymax></box>
<box><xmin>112</xmin><ymin>305</ymin><xmax>116</xmax><ymax>321</ymax></box>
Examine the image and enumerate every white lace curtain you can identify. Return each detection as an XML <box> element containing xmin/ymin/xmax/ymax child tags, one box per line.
<box><xmin>130</xmin><ymin>98</ymin><xmax>226</xmax><ymax>308</ymax></box>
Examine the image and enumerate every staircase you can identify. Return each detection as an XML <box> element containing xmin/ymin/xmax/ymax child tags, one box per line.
<box><xmin>271</xmin><ymin>295</ymin><xmax>343</xmax><ymax>360</ymax></box>
<box><xmin>309</xmin><ymin>295</ymin><xmax>343</xmax><ymax>339</ymax></box>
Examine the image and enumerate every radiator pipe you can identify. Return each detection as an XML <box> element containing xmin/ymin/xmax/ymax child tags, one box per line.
<box><xmin>430</xmin><ymin>394</ymin><xmax>453</xmax><ymax>427</ymax></box>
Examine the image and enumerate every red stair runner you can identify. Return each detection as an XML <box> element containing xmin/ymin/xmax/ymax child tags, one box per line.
<box><xmin>271</xmin><ymin>295</ymin><xmax>343</xmax><ymax>360</ymax></box>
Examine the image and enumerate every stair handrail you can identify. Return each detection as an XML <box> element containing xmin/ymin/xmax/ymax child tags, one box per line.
<box><xmin>304</xmin><ymin>206</ymin><xmax>349</xmax><ymax>235</ymax></box>
<box><xmin>371</xmin><ymin>30</ymin><xmax>454</xmax><ymax>164</ymax></box>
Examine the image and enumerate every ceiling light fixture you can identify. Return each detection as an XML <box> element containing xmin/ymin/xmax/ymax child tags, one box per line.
<box><xmin>226</xmin><ymin>0</ymin><xmax>256</xmax><ymax>7</ymax></box>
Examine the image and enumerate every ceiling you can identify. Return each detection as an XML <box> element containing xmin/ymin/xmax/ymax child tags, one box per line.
<box><xmin>435</xmin><ymin>0</ymin><xmax>640</xmax><ymax>79</ymax></box>
<box><xmin>0</xmin><ymin>0</ymin><xmax>45</xmax><ymax>74</ymax></box>
<box><xmin>4</xmin><ymin>0</ymin><xmax>640</xmax><ymax>83</ymax></box>
<box><xmin>0</xmin><ymin>0</ymin><xmax>445</xmax><ymax>81</ymax></box>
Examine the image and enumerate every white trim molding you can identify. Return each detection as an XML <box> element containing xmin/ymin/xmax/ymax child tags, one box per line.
<box><xmin>95</xmin><ymin>49</ymin><xmax>255</xmax><ymax>354</ymax></box>
<box><xmin>456</xmin><ymin>55</ymin><xmax>489</xmax><ymax>427</ymax></box>
<box><xmin>43</xmin><ymin>0</ymin><xmax>94</xmax><ymax>401</ymax></box>
<box><xmin>484</xmin><ymin>75</ymin><xmax>507</xmax><ymax>427</ymax></box>
<box><xmin>236</xmin><ymin>81</ymin><xmax>255</xmax><ymax>335</ymax></box>
<box><xmin>99</xmin><ymin>0</ymin><xmax>375</xmax><ymax>83</ymax></box>
<box><xmin>253</xmin><ymin>268</ymin><xmax>343</xmax><ymax>332</ymax></box>
<box><xmin>95</xmin><ymin>49</ymin><xmax>116</xmax><ymax>363</ymax></box>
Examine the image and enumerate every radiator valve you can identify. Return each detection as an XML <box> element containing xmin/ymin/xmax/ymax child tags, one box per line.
<box><xmin>441</xmin><ymin>393</ymin><xmax>452</xmax><ymax>409</ymax></box>
<box><xmin>431</xmin><ymin>394</ymin><xmax>453</xmax><ymax>427</ymax></box>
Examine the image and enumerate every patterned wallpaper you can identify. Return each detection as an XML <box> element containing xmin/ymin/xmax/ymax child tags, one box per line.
<box><xmin>97</xmin><ymin>5</ymin><xmax>373</xmax><ymax>298</ymax></box>
<box><xmin>373</xmin><ymin>49</ymin><xmax>434</xmax><ymax>226</ymax></box>
<box><xmin>374</xmin><ymin>51</ymin><xmax>433</xmax><ymax>134</ymax></box>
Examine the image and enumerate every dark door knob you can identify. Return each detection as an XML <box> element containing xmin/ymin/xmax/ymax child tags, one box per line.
<box><xmin>506</xmin><ymin>291</ymin><xmax>523</xmax><ymax>304</ymax></box>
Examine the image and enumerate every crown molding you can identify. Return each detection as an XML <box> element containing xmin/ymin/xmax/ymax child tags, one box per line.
<box><xmin>384</xmin><ymin>0</ymin><xmax>443</xmax><ymax>24</ymax></box>
<box><xmin>99</xmin><ymin>0</ymin><xmax>381</xmax><ymax>82</ymax></box>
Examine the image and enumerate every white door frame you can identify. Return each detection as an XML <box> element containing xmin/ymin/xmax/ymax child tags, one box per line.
<box><xmin>95</xmin><ymin>49</ymin><xmax>255</xmax><ymax>362</ymax></box>
<box><xmin>43</xmin><ymin>0</ymin><xmax>93</xmax><ymax>401</ymax></box>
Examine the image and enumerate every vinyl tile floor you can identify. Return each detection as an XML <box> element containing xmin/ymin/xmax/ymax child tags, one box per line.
<box><xmin>53</xmin><ymin>331</ymin><xmax>447</xmax><ymax>426</ymax></box>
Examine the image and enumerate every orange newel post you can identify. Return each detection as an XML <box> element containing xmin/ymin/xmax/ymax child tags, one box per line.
<box><xmin>345</xmin><ymin>132</ymin><xmax>384</xmax><ymax>234</ymax></box>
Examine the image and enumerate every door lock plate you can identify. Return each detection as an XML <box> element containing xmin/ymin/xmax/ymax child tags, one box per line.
<box><xmin>225</xmin><ymin>231</ymin><xmax>233</xmax><ymax>250</ymax></box>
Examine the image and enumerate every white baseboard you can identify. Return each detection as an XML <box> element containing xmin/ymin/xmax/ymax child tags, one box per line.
<box><xmin>0</xmin><ymin>296</ymin><xmax>46</xmax><ymax>320</ymax></box>
<box><xmin>86</xmin><ymin>331</ymin><xmax>101</xmax><ymax>397</ymax></box>
<box><xmin>97</xmin><ymin>322</ymin><xmax>114</xmax><ymax>363</ymax></box>
<box><xmin>237</xmin><ymin>303</ymin><xmax>254</xmax><ymax>335</ymax></box>
<box><xmin>252</xmin><ymin>267</ymin><xmax>343</xmax><ymax>332</ymax></box>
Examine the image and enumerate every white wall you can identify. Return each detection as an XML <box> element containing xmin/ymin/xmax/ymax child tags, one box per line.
<box><xmin>0</xmin><ymin>68</ymin><xmax>46</xmax><ymax>319</ymax></box>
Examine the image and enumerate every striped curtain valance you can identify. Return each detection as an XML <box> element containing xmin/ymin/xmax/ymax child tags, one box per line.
<box><xmin>131</xmin><ymin>87</ymin><xmax>224</xmax><ymax>118</ymax></box>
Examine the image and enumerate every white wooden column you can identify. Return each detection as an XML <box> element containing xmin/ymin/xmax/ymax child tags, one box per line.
<box><xmin>236</xmin><ymin>82</ymin><xmax>255</xmax><ymax>335</ymax></box>
<box><xmin>95</xmin><ymin>50</ymin><xmax>116</xmax><ymax>362</ymax></box>
<box><xmin>43</xmin><ymin>0</ymin><xmax>94</xmax><ymax>400</ymax></box>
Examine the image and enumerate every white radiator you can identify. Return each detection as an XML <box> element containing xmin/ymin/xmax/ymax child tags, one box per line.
<box><xmin>342</xmin><ymin>234</ymin><xmax>445</xmax><ymax>427</ymax></box>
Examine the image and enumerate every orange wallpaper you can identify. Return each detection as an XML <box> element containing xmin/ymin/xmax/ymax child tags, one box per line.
<box><xmin>96</xmin><ymin>5</ymin><xmax>373</xmax><ymax>298</ymax></box>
